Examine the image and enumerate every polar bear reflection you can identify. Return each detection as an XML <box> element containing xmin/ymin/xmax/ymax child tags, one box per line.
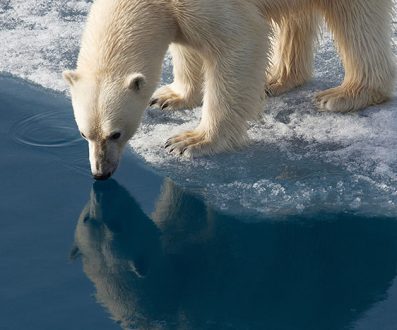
<box><xmin>72</xmin><ymin>180</ymin><xmax>397</xmax><ymax>330</ymax></box>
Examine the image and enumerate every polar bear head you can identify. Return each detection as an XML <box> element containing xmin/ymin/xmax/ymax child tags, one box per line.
<box><xmin>63</xmin><ymin>71</ymin><xmax>149</xmax><ymax>180</ymax></box>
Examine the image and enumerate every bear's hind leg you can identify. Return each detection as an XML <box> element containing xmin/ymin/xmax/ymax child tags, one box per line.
<box><xmin>267</xmin><ymin>10</ymin><xmax>319</xmax><ymax>96</ymax></box>
<box><xmin>316</xmin><ymin>1</ymin><xmax>395</xmax><ymax>112</ymax></box>
<box><xmin>151</xmin><ymin>44</ymin><xmax>203</xmax><ymax>110</ymax></box>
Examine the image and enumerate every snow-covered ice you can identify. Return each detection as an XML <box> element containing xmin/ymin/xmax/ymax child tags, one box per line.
<box><xmin>1</xmin><ymin>0</ymin><xmax>397</xmax><ymax>217</ymax></box>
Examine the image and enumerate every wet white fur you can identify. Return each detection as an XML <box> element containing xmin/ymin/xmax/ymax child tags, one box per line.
<box><xmin>64</xmin><ymin>0</ymin><xmax>395</xmax><ymax>163</ymax></box>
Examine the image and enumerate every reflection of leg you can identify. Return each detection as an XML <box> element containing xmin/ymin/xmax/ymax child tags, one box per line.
<box><xmin>151</xmin><ymin>178</ymin><xmax>215</xmax><ymax>241</ymax></box>
<box><xmin>267</xmin><ymin>11</ymin><xmax>319</xmax><ymax>96</ymax></box>
<box><xmin>151</xmin><ymin>44</ymin><xmax>203</xmax><ymax>110</ymax></box>
<box><xmin>166</xmin><ymin>15</ymin><xmax>270</xmax><ymax>156</ymax></box>
<box><xmin>315</xmin><ymin>1</ymin><xmax>395</xmax><ymax>112</ymax></box>
<box><xmin>151</xmin><ymin>178</ymin><xmax>184</xmax><ymax>228</ymax></box>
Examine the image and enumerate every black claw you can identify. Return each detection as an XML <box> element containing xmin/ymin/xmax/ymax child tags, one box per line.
<box><xmin>180</xmin><ymin>147</ymin><xmax>188</xmax><ymax>155</ymax></box>
<box><xmin>149</xmin><ymin>98</ymin><xmax>158</xmax><ymax>107</ymax></box>
<box><xmin>165</xmin><ymin>138</ymin><xmax>173</xmax><ymax>149</ymax></box>
<box><xmin>161</xmin><ymin>102</ymin><xmax>169</xmax><ymax>110</ymax></box>
<box><xmin>169</xmin><ymin>147</ymin><xmax>175</xmax><ymax>153</ymax></box>
<box><xmin>265</xmin><ymin>89</ymin><xmax>272</xmax><ymax>97</ymax></box>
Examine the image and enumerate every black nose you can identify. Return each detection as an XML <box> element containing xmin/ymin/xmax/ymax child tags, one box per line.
<box><xmin>93</xmin><ymin>172</ymin><xmax>112</xmax><ymax>181</ymax></box>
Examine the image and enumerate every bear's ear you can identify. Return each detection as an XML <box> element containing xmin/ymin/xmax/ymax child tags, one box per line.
<box><xmin>63</xmin><ymin>70</ymin><xmax>80</xmax><ymax>86</ymax></box>
<box><xmin>126</xmin><ymin>73</ymin><xmax>146</xmax><ymax>92</ymax></box>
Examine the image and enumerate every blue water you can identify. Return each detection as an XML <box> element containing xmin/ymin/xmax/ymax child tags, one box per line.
<box><xmin>1</xmin><ymin>74</ymin><xmax>397</xmax><ymax>329</ymax></box>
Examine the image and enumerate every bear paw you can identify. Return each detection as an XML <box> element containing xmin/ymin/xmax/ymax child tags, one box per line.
<box><xmin>314</xmin><ymin>86</ymin><xmax>387</xmax><ymax>112</ymax></box>
<box><xmin>265</xmin><ymin>77</ymin><xmax>305</xmax><ymax>97</ymax></box>
<box><xmin>165</xmin><ymin>130</ymin><xmax>223</xmax><ymax>157</ymax></box>
<box><xmin>150</xmin><ymin>85</ymin><xmax>200</xmax><ymax>110</ymax></box>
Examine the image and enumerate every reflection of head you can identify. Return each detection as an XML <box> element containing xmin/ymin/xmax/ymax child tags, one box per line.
<box><xmin>73</xmin><ymin>180</ymin><xmax>161</xmax><ymax>329</ymax></box>
<box><xmin>73</xmin><ymin>179</ymin><xmax>397</xmax><ymax>330</ymax></box>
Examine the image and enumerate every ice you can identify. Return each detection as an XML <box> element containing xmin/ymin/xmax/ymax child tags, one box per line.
<box><xmin>0</xmin><ymin>0</ymin><xmax>90</xmax><ymax>91</ymax></box>
<box><xmin>1</xmin><ymin>0</ymin><xmax>397</xmax><ymax>217</ymax></box>
<box><xmin>131</xmin><ymin>34</ymin><xmax>397</xmax><ymax>217</ymax></box>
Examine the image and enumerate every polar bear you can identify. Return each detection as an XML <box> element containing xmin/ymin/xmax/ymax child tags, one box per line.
<box><xmin>64</xmin><ymin>0</ymin><xmax>395</xmax><ymax>179</ymax></box>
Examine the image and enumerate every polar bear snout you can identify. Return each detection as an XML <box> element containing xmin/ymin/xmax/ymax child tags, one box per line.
<box><xmin>88</xmin><ymin>140</ymin><xmax>123</xmax><ymax>181</ymax></box>
<box><xmin>93</xmin><ymin>172</ymin><xmax>112</xmax><ymax>181</ymax></box>
<box><xmin>91</xmin><ymin>160</ymin><xmax>118</xmax><ymax>181</ymax></box>
<box><xmin>90</xmin><ymin>159</ymin><xmax>119</xmax><ymax>181</ymax></box>
<box><xmin>91</xmin><ymin>161</ymin><xmax>118</xmax><ymax>181</ymax></box>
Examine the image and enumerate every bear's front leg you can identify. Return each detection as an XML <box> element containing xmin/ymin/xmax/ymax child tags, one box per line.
<box><xmin>165</xmin><ymin>31</ymin><xmax>269</xmax><ymax>157</ymax></box>
<box><xmin>150</xmin><ymin>44</ymin><xmax>203</xmax><ymax>110</ymax></box>
<box><xmin>164</xmin><ymin>75</ymin><xmax>254</xmax><ymax>156</ymax></box>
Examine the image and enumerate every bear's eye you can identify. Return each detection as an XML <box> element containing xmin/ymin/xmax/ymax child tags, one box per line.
<box><xmin>110</xmin><ymin>132</ymin><xmax>121</xmax><ymax>140</ymax></box>
<box><xmin>80</xmin><ymin>132</ymin><xmax>87</xmax><ymax>139</ymax></box>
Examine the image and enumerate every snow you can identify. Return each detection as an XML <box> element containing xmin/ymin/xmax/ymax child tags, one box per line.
<box><xmin>1</xmin><ymin>0</ymin><xmax>397</xmax><ymax>217</ymax></box>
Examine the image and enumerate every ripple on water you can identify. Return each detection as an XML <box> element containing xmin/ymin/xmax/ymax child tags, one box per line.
<box><xmin>63</xmin><ymin>159</ymin><xmax>91</xmax><ymax>177</ymax></box>
<box><xmin>10</xmin><ymin>110</ymin><xmax>91</xmax><ymax>177</ymax></box>
<box><xmin>11</xmin><ymin>111</ymin><xmax>81</xmax><ymax>148</ymax></box>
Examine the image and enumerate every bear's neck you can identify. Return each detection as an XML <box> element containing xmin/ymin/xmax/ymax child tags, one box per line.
<box><xmin>78</xmin><ymin>0</ymin><xmax>177</xmax><ymax>86</ymax></box>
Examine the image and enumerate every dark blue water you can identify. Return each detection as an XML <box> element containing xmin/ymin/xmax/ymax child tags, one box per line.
<box><xmin>1</xmin><ymin>75</ymin><xmax>397</xmax><ymax>330</ymax></box>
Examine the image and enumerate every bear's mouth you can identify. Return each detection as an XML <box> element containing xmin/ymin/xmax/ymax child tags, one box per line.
<box><xmin>93</xmin><ymin>172</ymin><xmax>112</xmax><ymax>181</ymax></box>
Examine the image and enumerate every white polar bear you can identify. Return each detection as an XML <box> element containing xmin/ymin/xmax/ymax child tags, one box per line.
<box><xmin>64</xmin><ymin>0</ymin><xmax>395</xmax><ymax>180</ymax></box>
